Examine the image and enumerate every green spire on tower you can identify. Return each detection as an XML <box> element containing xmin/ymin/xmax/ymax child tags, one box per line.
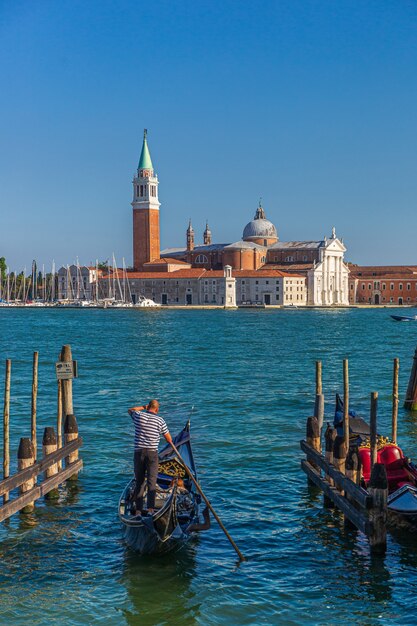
<box><xmin>138</xmin><ymin>128</ymin><xmax>153</xmax><ymax>171</ymax></box>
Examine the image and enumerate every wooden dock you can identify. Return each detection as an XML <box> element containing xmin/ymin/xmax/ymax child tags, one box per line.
<box><xmin>1</xmin><ymin>344</ymin><xmax>82</xmax><ymax>521</ymax></box>
<box><xmin>299</xmin><ymin>358</ymin><xmax>405</xmax><ymax>554</ymax></box>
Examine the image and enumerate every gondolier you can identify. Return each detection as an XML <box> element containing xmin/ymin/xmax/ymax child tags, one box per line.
<box><xmin>128</xmin><ymin>400</ymin><xmax>174</xmax><ymax>515</ymax></box>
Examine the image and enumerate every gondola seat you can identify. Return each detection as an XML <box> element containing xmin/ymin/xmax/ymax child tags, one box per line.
<box><xmin>359</xmin><ymin>444</ymin><xmax>413</xmax><ymax>491</ymax></box>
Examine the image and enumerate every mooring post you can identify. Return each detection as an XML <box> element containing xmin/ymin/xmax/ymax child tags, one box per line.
<box><xmin>333</xmin><ymin>435</ymin><xmax>347</xmax><ymax>495</ymax></box>
<box><xmin>404</xmin><ymin>345</ymin><xmax>417</xmax><ymax>411</ymax></box>
<box><xmin>392</xmin><ymin>358</ymin><xmax>399</xmax><ymax>444</ymax></box>
<box><xmin>42</xmin><ymin>427</ymin><xmax>59</xmax><ymax>499</ymax></box>
<box><xmin>3</xmin><ymin>359</ymin><xmax>11</xmax><ymax>504</ymax></box>
<box><xmin>370</xmin><ymin>392</ymin><xmax>378</xmax><ymax>470</ymax></box>
<box><xmin>314</xmin><ymin>361</ymin><xmax>325</xmax><ymax>432</ymax></box>
<box><xmin>368</xmin><ymin>462</ymin><xmax>388</xmax><ymax>554</ymax></box>
<box><xmin>31</xmin><ymin>351</ymin><xmax>39</xmax><ymax>461</ymax></box>
<box><xmin>345</xmin><ymin>447</ymin><xmax>360</xmax><ymax>528</ymax></box>
<box><xmin>343</xmin><ymin>359</ymin><xmax>350</xmax><ymax>450</ymax></box>
<box><xmin>64</xmin><ymin>414</ymin><xmax>79</xmax><ymax>480</ymax></box>
<box><xmin>324</xmin><ymin>424</ymin><xmax>337</xmax><ymax>507</ymax></box>
<box><xmin>18</xmin><ymin>438</ymin><xmax>36</xmax><ymax>513</ymax></box>
<box><xmin>60</xmin><ymin>345</ymin><xmax>74</xmax><ymax>418</ymax></box>
<box><xmin>57</xmin><ymin>380</ymin><xmax>63</xmax><ymax>470</ymax></box>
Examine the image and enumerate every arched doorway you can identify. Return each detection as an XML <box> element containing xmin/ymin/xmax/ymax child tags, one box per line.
<box><xmin>399</xmin><ymin>297</ymin><xmax>403</xmax><ymax>305</ymax></box>
<box><xmin>374</xmin><ymin>294</ymin><xmax>380</xmax><ymax>305</ymax></box>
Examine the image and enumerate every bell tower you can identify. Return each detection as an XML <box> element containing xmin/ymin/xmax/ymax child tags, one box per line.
<box><xmin>132</xmin><ymin>129</ymin><xmax>161</xmax><ymax>270</ymax></box>
<box><xmin>186</xmin><ymin>219</ymin><xmax>195</xmax><ymax>251</ymax></box>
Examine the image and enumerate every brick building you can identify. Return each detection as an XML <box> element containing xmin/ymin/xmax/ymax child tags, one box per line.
<box><xmin>349</xmin><ymin>265</ymin><xmax>417</xmax><ymax>305</ymax></box>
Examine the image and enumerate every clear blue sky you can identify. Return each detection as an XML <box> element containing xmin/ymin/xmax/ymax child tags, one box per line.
<box><xmin>1</xmin><ymin>0</ymin><xmax>416</xmax><ymax>270</ymax></box>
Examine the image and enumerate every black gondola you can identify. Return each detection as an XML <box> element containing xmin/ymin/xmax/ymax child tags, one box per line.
<box><xmin>119</xmin><ymin>420</ymin><xmax>201</xmax><ymax>555</ymax></box>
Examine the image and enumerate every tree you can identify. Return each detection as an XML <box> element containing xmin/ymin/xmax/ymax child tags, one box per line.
<box><xmin>0</xmin><ymin>257</ymin><xmax>6</xmax><ymax>281</ymax></box>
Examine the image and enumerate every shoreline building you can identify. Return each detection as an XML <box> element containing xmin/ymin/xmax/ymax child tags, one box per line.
<box><xmin>349</xmin><ymin>265</ymin><xmax>417</xmax><ymax>305</ymax></box>
<box><xmin>101</xmin><ymin>130</ymin><xmax>349</xmax><ymax>306</ymax></box>
<box><xmin>58</xmin><ymin>265</ymin><xmax>100</xmax><ymax>301</ymax></box>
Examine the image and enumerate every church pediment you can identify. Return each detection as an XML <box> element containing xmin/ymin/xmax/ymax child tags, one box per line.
<box><xmin>325</xmin><ymin>238</ymin><xmax>346</xmax><ymax>253</ymax></box>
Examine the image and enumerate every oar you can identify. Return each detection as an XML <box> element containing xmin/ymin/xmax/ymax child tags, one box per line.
<box><xmin>170</xmin><ymin>441</ymin><xmax>246</xmax><ymax>562</ymax></box>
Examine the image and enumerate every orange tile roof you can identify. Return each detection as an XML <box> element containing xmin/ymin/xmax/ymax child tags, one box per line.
<box><xmin>143</xmin><ymin>258</ymin><xmax>190</xmax><ymax>265</ymax></box>
<box><xmin>348</xmin><ymin>264</ymin><xmax>417</xmax><ymax>276</ymax></box>
<box><xmin>263</xmin><ymin>263</ymin><xmax>314</xmax><ymax>271</ymax></box>
<box><xmin>100</xmin><ymin>268</ymin><xmax>303</xmax><ymax>280</ymax></box>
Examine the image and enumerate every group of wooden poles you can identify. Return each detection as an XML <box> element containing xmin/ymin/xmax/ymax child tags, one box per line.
<box><xmin>301</xmin><ymin>357</ymin><xmax>402</xmax><ymax>554</ymax></box>
<box><xmin>1</xmin><ymin>345</ymin><xmax>82</xmax><ymax>521</ymax></box>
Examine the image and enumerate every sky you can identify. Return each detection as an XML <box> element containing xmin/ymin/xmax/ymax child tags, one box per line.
<box><xmin>0</xmin><ymin>0</ymin><xmax>416</xmax><ymax>270</ymax></box>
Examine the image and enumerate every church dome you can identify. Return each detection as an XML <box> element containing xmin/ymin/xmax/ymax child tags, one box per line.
<box><xmin>242</xmin><ymin>204</ymin><xmax>278</xmax><ymax>243</ymax></box>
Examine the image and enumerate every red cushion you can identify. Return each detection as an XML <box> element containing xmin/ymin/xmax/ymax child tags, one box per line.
<box><xmin>359</xmin><ymin>447</ymin><xmax>371</xmax><ymax>481</ymax></box>
<box><xmin>378</xmin><ymin>445</ymin><xmax>404</xmax><ymax>467</ymax></box>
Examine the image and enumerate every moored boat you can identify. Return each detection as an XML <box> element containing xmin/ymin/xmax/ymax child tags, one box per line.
<box><xmin>334</xmin><ymin>395</ymin><xmax>417</xmax><ymax>521</ymax></box>
<box><xmin>119</xmin><ymin>420</ymin><xmax>201</xmax><ymax>555</ymax></box>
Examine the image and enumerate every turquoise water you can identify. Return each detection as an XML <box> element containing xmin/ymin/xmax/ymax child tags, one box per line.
<box><xmin>1</xmin><ymin>308</ymin><xmax>417</xmax><ymax>625</ymax></box>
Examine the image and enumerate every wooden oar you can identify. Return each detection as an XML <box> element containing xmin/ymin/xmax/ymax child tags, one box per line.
<box><xmin>170</xmin><ymin>441</ymin><xmax>246</xmax><ymax>562</ymax></box>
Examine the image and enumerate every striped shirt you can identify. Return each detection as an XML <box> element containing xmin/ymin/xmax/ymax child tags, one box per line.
<box><xmin>129</xmin><ymin>409</ymin><xmax>168</xmax><ymax>450</ymax></box>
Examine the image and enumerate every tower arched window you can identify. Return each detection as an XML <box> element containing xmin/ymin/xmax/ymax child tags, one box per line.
<box><xmin>195</xmin><ymin>254</ymin><xmax>208</xmax><ymax>264</ymax></box>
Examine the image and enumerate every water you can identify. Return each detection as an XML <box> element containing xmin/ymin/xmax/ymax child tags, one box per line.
<box><xmin>1</xmin><ymin>307</ymin><xmax>417</xmax><ymax>625</ymax></box>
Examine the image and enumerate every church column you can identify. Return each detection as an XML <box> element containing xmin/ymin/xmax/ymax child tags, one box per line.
<box><xmin>338</xmin><ymin>257</ymin><xmax>342</xmax><ymax>303</ymax></box>
<box><xmin>326</xmin><ymin>255</ymin><xmax>332</xmax><ymax>304</ymax></box>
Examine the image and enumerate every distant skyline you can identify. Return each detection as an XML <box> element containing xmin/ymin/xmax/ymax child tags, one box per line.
<box><xmin>1</xmin><ymin>0</ymin><xmax>416</xmax><ymax>270</ymax></box>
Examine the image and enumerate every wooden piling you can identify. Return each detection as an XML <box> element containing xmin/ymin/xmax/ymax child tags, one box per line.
<box><xmin>404</xmin><ymin>345</ymin><xmax>417</xmax><ymax>411</ymax></box>
<box><xmin>306</xmin><ymin>416</ymin><xmax>320</xmax><ymax>486</ymax></box>
<box><xmin>345</xmin><ymin>447</ymin><xmax>360</xmax><ymax>528</ymax></box>
<box><xmin>343</xmin><ymin>359</ymin><xmax>349</xmax><ymax>450</ymax></box>
<box><xmin>60</xmin><ymin>345</ymin><xmax>74</xmax><ymax>418</ymax></box>
<box><xmin>316</xmin><ymin>361</ymin><xmax>322</xmax><ymax>396</ymax></box>
<box><xmin>18</xmin><ymin>438</ymin><xmax>36</xmax><ymax>513</ymax></box>
<box><xmin>3</xmin><ymin>359</ymin><xmax>11</xmax><ymax>504</ymax></box>
<box><xmin>368</xmin><ymin>462</ymin><xmax>388</xmax><ymax>554</ymax></box>
<box><xmin>392</xmin><ymin>358</ymin><xmax>399</xmax><ymax>444</ymax></box>
<box><xmin>314</xmin><ymin>361</ymin><xmax>325</xmax><ymax>431</ymax></box>
<box><xmin>31</xmin><ymin>351</ymin><xmax>38</xmax><ymax>460</ymax></box>
<box><xmin>64</xmin><ymin>414</ymin><xmax>79</xmax><ymax>480</ymax></box>
<box><xmin>370</xmin><ymin>392</ymin><xmax>378</xmax><ymax>469</ymax></box>
<box><xmin>57</xmin><ymin>380</ymin><xmax>63</xmax><ymax>470</ymax></box>
<box><xmin>333</xmin><ymin>435</ymin><xmax>347</xmax><ymax>495</ymax></box>
<box><xmin>324</xmin><ymin>425</ymin><xmax>337</xmax><ymax>507</ymax></box>
<box><xmin>42</xmin><ymin>427</ymin><xmax>59</xmax><ymax>499</ymax></box>
<box><xmin>345</xmin><ymin>447</ymin><xmax>360</xmax><ymax>485</ymax></box>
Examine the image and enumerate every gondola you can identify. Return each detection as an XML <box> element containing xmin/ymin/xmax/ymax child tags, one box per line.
<box><xmin>119</xmin><ymin>420</ymin><xmax>201</xmax><ymax>555</ymax></box>
<box><xmin>390</xmin><ymin>314</ymin><xmax>417</xmax><ymax>322</ymax></box>
<box><xmin>334</xmin><ymin>395</ymin><xmax>417</xmax><ymax>522</ymax></box>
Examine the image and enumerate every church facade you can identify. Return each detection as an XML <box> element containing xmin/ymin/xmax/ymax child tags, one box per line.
<box><xmin>116</xmin><ymin>130</ymin><xmax>350</xmax><ymax>306</ymax></box>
